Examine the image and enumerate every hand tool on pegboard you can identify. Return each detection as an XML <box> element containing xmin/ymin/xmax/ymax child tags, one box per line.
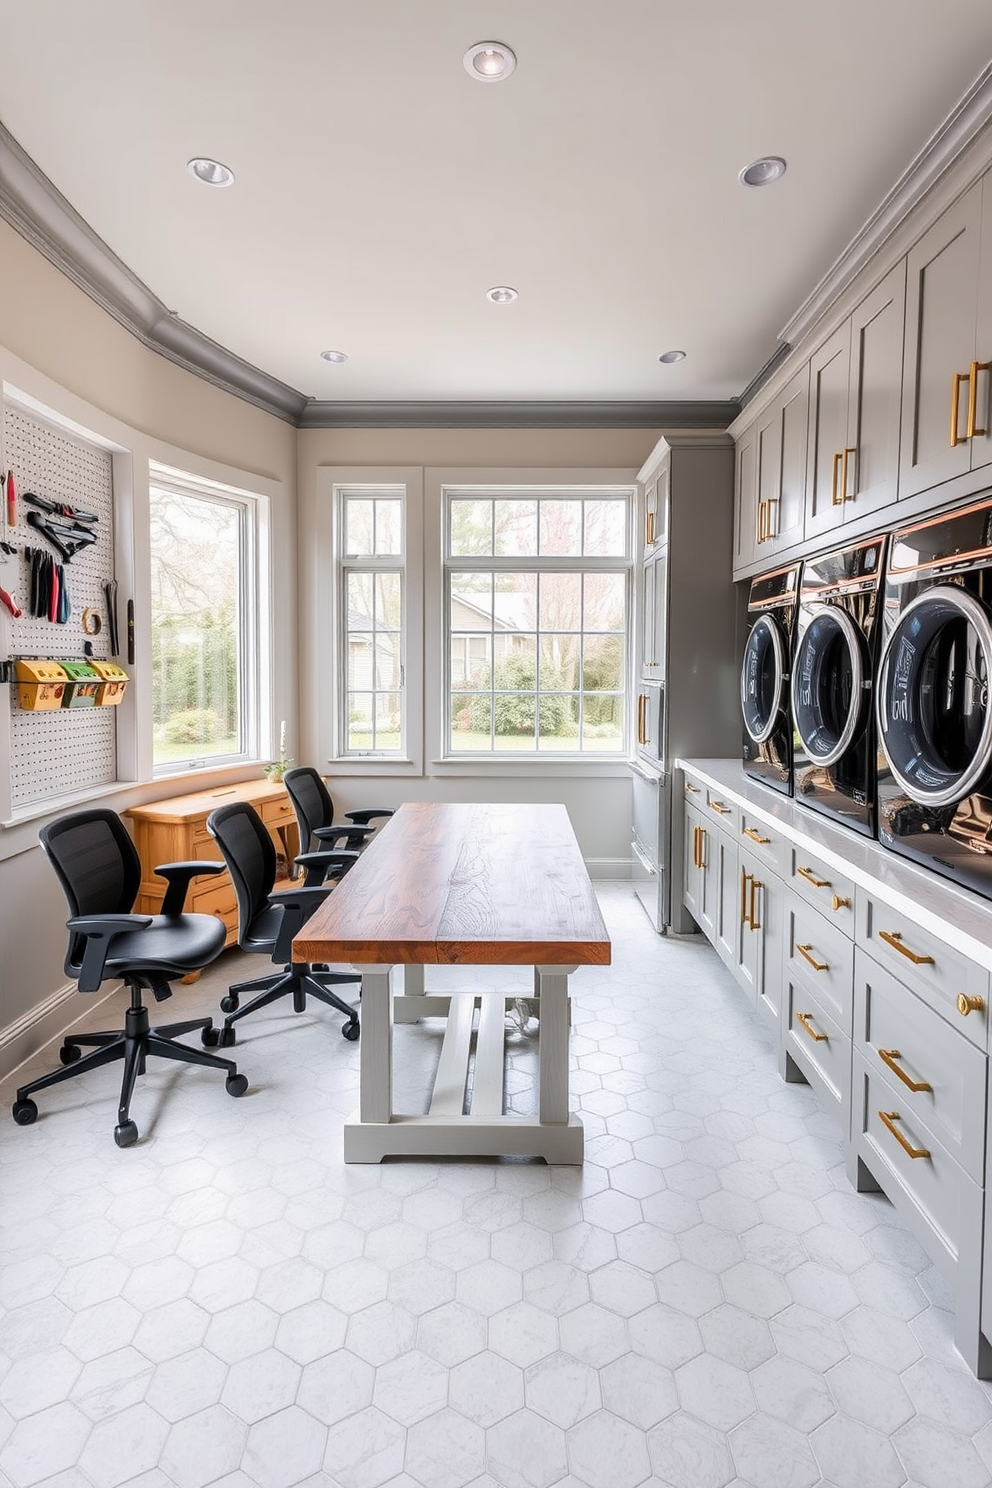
<box><xmin>105</xmin><ymin>579</ymin><xmax>119</xmax><ymax>656</ymax></box>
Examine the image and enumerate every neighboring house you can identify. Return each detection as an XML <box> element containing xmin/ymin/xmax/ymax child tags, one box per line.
<box><xmin>449</xmin><ymin>591</ymin><xmax>525</xmax><ymax>686</ymax></box>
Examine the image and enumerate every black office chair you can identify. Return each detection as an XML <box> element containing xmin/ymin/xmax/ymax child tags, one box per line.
<box><xmin>283</xmin><ymin>767</ymin><xmax>394</xmax><ymax>885</ymax></box>
<box><xmin>206</xmin><ymin>800</ymin><xmax>360</xmax><ymax>1042</ymax></box>
<box><xmin>12</xmin><ymin>809</ymin><xmax>247</xmax><ymax>1148</ymax></box>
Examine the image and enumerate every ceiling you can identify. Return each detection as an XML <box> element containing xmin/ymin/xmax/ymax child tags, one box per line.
<box><xmin>2</xmin><ymin>1</ymin><xmax>992</xmax><ymax>418</ymax></box>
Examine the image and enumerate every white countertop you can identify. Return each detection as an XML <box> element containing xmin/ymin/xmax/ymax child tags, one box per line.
<box><xmin>678</xmin><ymin>758</ymin><xmax>992</xmax><ymax>975</ymax></box>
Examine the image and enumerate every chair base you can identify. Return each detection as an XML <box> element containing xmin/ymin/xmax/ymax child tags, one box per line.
<box><xmin>220</xmin><ymin>963</ymin><xmax>360</xmax><ymax>1042</ymax></box>
<box><xmin>12</xmin><ymin>995</ymin><xmax>247</xmax><ymax>1146</ymax></box>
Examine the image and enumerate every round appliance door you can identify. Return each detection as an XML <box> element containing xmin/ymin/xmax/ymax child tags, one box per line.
<box><xmin>791</xmin><ymin>607</ymin><xmax>866</xmax><ymax>767</ymax></box>
<box><xmin>876</xmin><ymin>585</ymin><xmax>992</xmax><ymax>807</ymax></box>
<box><xmin>741</xmin><ymin>613</ymin><xmax>786</xmax><ymax>745</ymax></box>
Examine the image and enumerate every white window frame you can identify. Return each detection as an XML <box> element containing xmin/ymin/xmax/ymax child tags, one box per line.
<box><xmin>318</xmin><ymin>467</ymin><xmax>423</xmax><ymax>775</ymax></box>
<box><xmin>427</xmin><ymin>467</ymin><xmax>636</xmax><ymax>772</ymax></box>
<box><xmin>148</xmin><ymin>462</ymin><xmax>268</xmax><ymax>777</ymax></box>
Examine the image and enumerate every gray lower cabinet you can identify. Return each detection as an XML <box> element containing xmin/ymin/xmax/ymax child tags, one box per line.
<box><xmin>678</xmin><ymin>761</ymin><xmax>992</xmax><ymax>1376</ymax></box>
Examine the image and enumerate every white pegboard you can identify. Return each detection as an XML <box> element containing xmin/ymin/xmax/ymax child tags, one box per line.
<box><xmin>3</xmin><ymin>405</ymin><xmax>119</xmax><ymax>807</ymax></box>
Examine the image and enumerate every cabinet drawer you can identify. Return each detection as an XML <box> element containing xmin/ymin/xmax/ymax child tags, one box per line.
<box><xmin>853</xmin><ymin>1055</ymin><xmax>982</xmax><ymax>1278</ymax></box>
<box><xmin>189</xmin><ymin>877</ymin><xmax>237</xmax><ymax>922</ymax></box>
<box><xmin>681</xmin><ymin>771</ymin><xmax>706</xmax><ymax>803</ymax></box>
<box><xmin>788</xmin><ymin>846</ymin><xmax>855</xmax><ymax>930</ymax></box>
<box><xmin>787</xmin><ymin>899</ymin><xmax>854</xmax><ymax>1029</ymax></box>
<box><xmin>260</xmin><ymin>795</ymin><xmax>296</xmax><ymax>828</ymax></box>
<box><xmin>857</xmin><ymin>895</ymin><xmax>989</xmax><ymax>1040</ymax></box>
<box><xmin>786</xmin><ymin>978</ymin><xmax>849</xmax><ymax>1119</ymax></box>
<box><xmin>704</xmin><ymin>788</ymin><xmax>738</xmax><ymax>835</ymax></box>
<box><xmin>855</xmin><ymin>949</ymin><xmax>987</xmax><ymax>1181</ymax></box>
<box><xmin>738</xmin><ymin>810</ymin><xmax>787</xmax><ymax>876</ymax></box>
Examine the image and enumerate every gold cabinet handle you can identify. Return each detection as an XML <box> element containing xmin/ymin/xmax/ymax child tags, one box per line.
<box><xmin>709</xmin><ymin>800</ymin><xmax>731</xmax><ymax>816</ymax></box>
<box><xmin>797</xmin><ymin>866</ymin><xmax>830</xmax><ymax>889</ymax></box>
<box><xmin>637</xmin><ymin>693</ymin><xmax>646</xmax><ymax>746</ymax></box>
<box><xmin>685</xmin><ymin>782</ymin><xmax>700</xmax><ymax>794</ymax></box>
<box><xmin>695</xmin><ymin>825</ymin><xmax>707</xmax><ymax>870</ymax></box>
<box><xmin>744</xmin><ymin>827</ymin><xmax>771</xmax><ymax>845</ymax></box>
<box><xmin>757</xmin><ymin>500</ymin><xmax>767</xmax><ymax>544</ymax></box>
<box><xmin>741</xmin><ymin>868</ymin><xmax>751</xmax><ymax>925</ymax></box>
<box><xmin>646</xmin><ymin>510</ymin><xmax>656</xmax><ymax>546</ymax></box>
<box><xmin>766</xmin><ymin>497</ymin><xmax>779</xmax><ymax>538</ymax></box>
<box><xmin>957</xmin><ymin>993</ymin><xmax>985</xmax><ymax>1017</ymax></box>
<box><xmin>840</xmin><ymin>447</ymin><xmax>857</xmax><ymax>501</ymax></box>
<box><xmin>831</xmin><ymin>451</ymin><xmax>843</xmax><ymax>506</ymax></box>
<box><xmin>878</xmin><ymin>1048</ymin><xmax>933</xmax><ymax>1094</ymax></box>
<box><xmin>951</xmin><ymin>370</ymin><xmax>968</xmax><ymax>446</ymax></box>
<box><xmin>797</xmin><ymin>943</ymin><xmax>828</xmax><ymax>972</ymax></box>
<box><xmin>879</xmin><ymin>1111</ymin><xmax>930</xmax><ymax>1161</ymax></box>
<box><xmin>796</xmin><ymin>1011</ymin><xmax>828</xmax><ymax>1042</ymax></box>
<box><xmin>749</xmin><ymin>875</ymin><xmax>762</xmax><ymax>932</ymax></box>
<box><xmin>967</xmin><ymin>359</ymin><xmax>991</xmax><ymax>439</ymax></box>
<box><xmin>831</xmin><ymin>895</ymin><xmax>851</xmax><ymax>912</ymax></box>
<box><xmin>878</xmin><ymin>930</ymin><xmax>934</xmax><ymax>966</ymax></box>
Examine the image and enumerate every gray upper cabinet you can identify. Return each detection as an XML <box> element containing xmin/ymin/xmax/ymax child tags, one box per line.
<box><xmin>734</xmin><ymin>425</ymin><xmax>759</xmax><ymax>572</ymax></box>
<box><xmin>806</xmin><ymin>262</ymin><xmax>905</xmax><ymax>541</ymax></box>
<box><xmin>736</xmin><ymin>367</ymin><xmax>808</xmax><ymax>571</ymax></box>
<box><xmin>900</xmin><ymin>178</ymin><xmax>992</xmax><ymax>500</ymax></box>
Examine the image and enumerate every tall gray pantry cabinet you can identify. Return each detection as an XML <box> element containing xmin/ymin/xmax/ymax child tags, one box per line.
<box><xmin>630</xmin><ymin>432</ymin><xmax>742</xmax><ymax>933</ymax></box>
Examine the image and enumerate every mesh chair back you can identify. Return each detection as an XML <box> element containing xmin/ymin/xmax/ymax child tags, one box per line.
<box><xmin>39</xmin><ymin>809</ymin><xmax>142</xmax><ymax>969</ymax></box>
<box><xmin>207</xmin><ymin>801</ymin><xmax>276</xmax><ymax>942</ymax></box>
<box><xmin>283</xmin><ymin>767</ymin><xmax>334</xmax><ymax>850</ymax></box>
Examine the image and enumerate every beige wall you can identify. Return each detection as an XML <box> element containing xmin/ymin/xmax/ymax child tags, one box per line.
<box><xmin>0</xmin><ymin>221</ymin><xmax>297</xmax><ymax>1064</ymax></box>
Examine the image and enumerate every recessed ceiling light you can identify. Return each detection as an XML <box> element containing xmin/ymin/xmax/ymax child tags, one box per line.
<box><xmin>658</xmin><ymin>350</ymin><xmax>686</xmax><ymax>364</ymax></box>
<box><xmin>463</xmin><ymin>41</ymin><xmax>517</xmax><ymax>82</ymax></box>
<box><xmin>320</xmin><ymin>349</ymin><xmax>348</xmax><ymax>363</ymax></box>
<box><xmin>187</xmin><ymin>157</ymin><xmax>235</xmax><ymax>188</ymax></box>
<box><xmin>486</xmin><ymin>286</ymin><xmax>518</xmax><ymax>304</ymax></box>
<box><xmin>738</xmin><ymin>156</ymin><xmax>787</xmax><ymax>188</ymax></box>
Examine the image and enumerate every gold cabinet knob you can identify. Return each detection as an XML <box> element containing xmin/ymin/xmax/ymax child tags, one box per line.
<box><xmin>957</xmin><ymin>993</ymin><xmax>985</xmax><ymax>1017</ymax></box>
<box><xmin>831</xmin><ymin>895</ymin><xmax>851</xmax><ymax>912</ymax></box>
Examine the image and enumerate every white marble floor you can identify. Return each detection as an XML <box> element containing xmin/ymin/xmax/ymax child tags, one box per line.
<box><xmin>2</xmin><ymin>884</ymin><xmax>992</xmax><ymax>1488</ymax></box>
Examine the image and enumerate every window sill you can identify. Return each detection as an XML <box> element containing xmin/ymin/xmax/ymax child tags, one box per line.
<box><xmin>429</xmin><ymin>756</ymin><xmax>634</xmax><ymax>778</ymax></box>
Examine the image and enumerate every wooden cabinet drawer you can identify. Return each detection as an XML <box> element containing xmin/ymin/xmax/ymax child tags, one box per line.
<box><xmin>188</xmin><ymin>879</ymin><xmax>238</xmax><ymax>940</ymax></box>
<box><xmin>704</xmin><ymin>788</ymin><xmax>738</xmax><ymax>835</ymax></box>
<box><xmin>857</xmin><ymin>895</ymin><xmax>989</xmax><ymax>1041</ymax></box>
<box><xmin>786</xmin><ymin>977</ymin><xmax>849</xmax><ymax>1119</ymax></box>
<box><xmin>853</xmin><ymin>1054</ymin><xmax>982</xmax><ymax>1279</ymax></box>
<box><xmin>787</xmin><ymin>898</ymin><xmax>854</xmax><ymax>1029</ymax></box>
<box><xmin>788</xmin><ymin>846</ymin><xmax>855</xmax><ymax>930</ymax></box>
<box><xmin>738</xmin><ymin>809</ymin><xmax>787</xmax><ymax>876</ymax></box>
<box><xmin>260</xmin><ymin>795</ymin><xmax>296</xmax><ymax>828</ymax></box>
<box><xmin>855</xmin><ymin>949</ymin><xmax>987</xmax><ymax>1181</ymax></box>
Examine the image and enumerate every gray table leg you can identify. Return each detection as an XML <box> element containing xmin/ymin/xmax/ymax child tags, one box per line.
<box><xmin>537</xmin><ymin>965</ymin><xmax>576</xmax><ymax>1125</ymax></box>
<box><xmin>356</xmin><ymin>965</ymin><xmax>394</xmax><ymax>1124</ymax></box>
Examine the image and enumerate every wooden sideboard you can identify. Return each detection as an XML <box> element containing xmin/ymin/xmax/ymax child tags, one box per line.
<box><xmin>126</xmin><ymin>779</ymin><xmax>299</xmax><ymax>946</ymax></box>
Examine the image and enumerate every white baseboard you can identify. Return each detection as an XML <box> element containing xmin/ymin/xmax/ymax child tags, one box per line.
<box><xmin>0</xmin><ymin>982</ymin><xmax>117</xmax><ymax>1085</ymax></box>
<box><xmin>586</xmin><ymin>858</ymin><xmax>633</xmax><ymax>881</ymax></box>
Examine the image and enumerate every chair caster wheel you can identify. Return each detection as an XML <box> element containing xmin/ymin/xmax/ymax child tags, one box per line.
<box><xmin>226</xmin><ymin>1074</ymin><xmax>249</xmax><ymax>1098</ymax></box>
<box><xmin>115</xmin><ymin>1121</ymin><xmax>139</xmax><ymax>1147</ymax></box>
<box><xmin>219</xmin><ymin>1026</ymin><xmax>236</xmax><ymax>1048</ymax></box>
<box><xmin>12</xmin><ymin>1098</ymin><xmax>38</xmax><ymax>1126</ymax></box>
<box><xmin>60</xmin><ymin>1043</ymin><xmax>82</xmax><ymax>1064</ymax></box>
<box><xmin>220</xmin><ymin>995</ymin><xmax>239</xmax><ymax>1014</ymax></box>
<box><xmin>201</xmin><ymin>1026</ymin><xmax>220</xmax><ymax>1047</ymax></box>
<box><xmin>342</xmin><ymin>1021</ymin><xmax>360</xmax><ymax>1041</ymax></box>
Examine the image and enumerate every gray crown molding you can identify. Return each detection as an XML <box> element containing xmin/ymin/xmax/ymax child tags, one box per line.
<box><xmin>0</xmin><ymin>121</ymin><xmax>307</xmax><ymax>424</ymax></box>
<box><xmin>738</xmin><ymin>343</ymin><xmax>793</xmax><ymax>409</ymax></box>
<box><xmin>297</xmin><ymin>399</ymin><xmax>739</xmax><ymax>429</ymax></box>
<box><xmin>779</xmin><ymin>61</ymin><xmax>992</xmax><ymax>349</ymax></box>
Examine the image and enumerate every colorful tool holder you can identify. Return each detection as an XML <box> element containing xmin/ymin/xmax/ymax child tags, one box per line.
<box><xmin>14</xmin><ymin>660</ymin><xmax>69</xmax><ymax>711</ymax></box>
<box><xmin>90</xmin><ymin>660</ymin><xmax>129</xmax><ymax>706</ymax></box>
<box><xmin>59</xmin><ymin>660</ymin><xmax>101</xmax><ymax>708</ymax></box>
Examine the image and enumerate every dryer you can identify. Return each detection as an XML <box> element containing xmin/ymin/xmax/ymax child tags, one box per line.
<box><xmin>791</xmin><ymin>535</ymin><xmax>887</xmax><ymax>837</ymax></box>
<box><xmin>741</xmin><ymin>563</ymin><xmax>800</xmax><ymax>796</ymax></box>
<box><xmin>876</xmin><ymin>497</ymin><xmax>992</xmax><ymax>900</ymax></box>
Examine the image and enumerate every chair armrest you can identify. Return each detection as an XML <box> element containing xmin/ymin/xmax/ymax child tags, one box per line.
<box><xmin>154</xmin><ymin>859</ymin><xmax>226</xmax><ymax>916</ymax></box>
<box><xmin>295</xmin><ymin>849</ymin><xmax>361</xmax><ymax>888</ymax></box>
<box><xmin>266</xmin><ymin>885</ymin><xmax>332</xmax><ymax>962</ymax></box>
<box><xmin>313</xmin><ymin>824</ymin><xmax>374</xmax><ymax>843</ymax></box>
<box><xmin>344</xmin><ymin>808</ymin><xmax>394</xmax><ymax>825</ymax></box>
<box><xmin>67</xmin><ymin>913</ymin><xmax>154</xmax><ymax>993</ymax></box>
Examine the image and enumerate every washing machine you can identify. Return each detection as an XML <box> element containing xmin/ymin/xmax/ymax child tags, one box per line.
<box><xmin>791</xmin><ymin>535</ymin><xmax>887</xmax><ymax>837</ymax></box>
<box><xmin>741</xmin><ymin>562</ymin><xmax>800</xmax><ymax>795</ymax></box>
<box><xmin>876</xmin><ymin>497</ymin><xmax>992</xmax><ymax>900</ymax></box>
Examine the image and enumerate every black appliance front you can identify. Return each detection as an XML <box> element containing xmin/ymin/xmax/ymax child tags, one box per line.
<box><xmin>741</xmin><ymin>563</ymin><xmax>800</xmax><ymax>795</ymax></box>
<box><xmin>876</xmin><ymin>497</ymin><xmax>992</xmax><ymax>900</ymax></box>
<box><xmin>791</xmin><ymin>535</ymin><xmax>887</xmax><ymax>836</ymax></box>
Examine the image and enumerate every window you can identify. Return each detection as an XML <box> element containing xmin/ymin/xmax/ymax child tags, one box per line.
<box><xmin>443</xmin><ymin>487</ymin><xmax>631</xmax><ymax>755</ymax></box>
<box><xmin>337</xmin><ymin>487</ymin><xmax>406</xmax><ymax>755</ymax></box>
<box><xmin>149</xmin><ymin>469</ymin><xmax>263</xmax><ymax>773</ymax></box>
